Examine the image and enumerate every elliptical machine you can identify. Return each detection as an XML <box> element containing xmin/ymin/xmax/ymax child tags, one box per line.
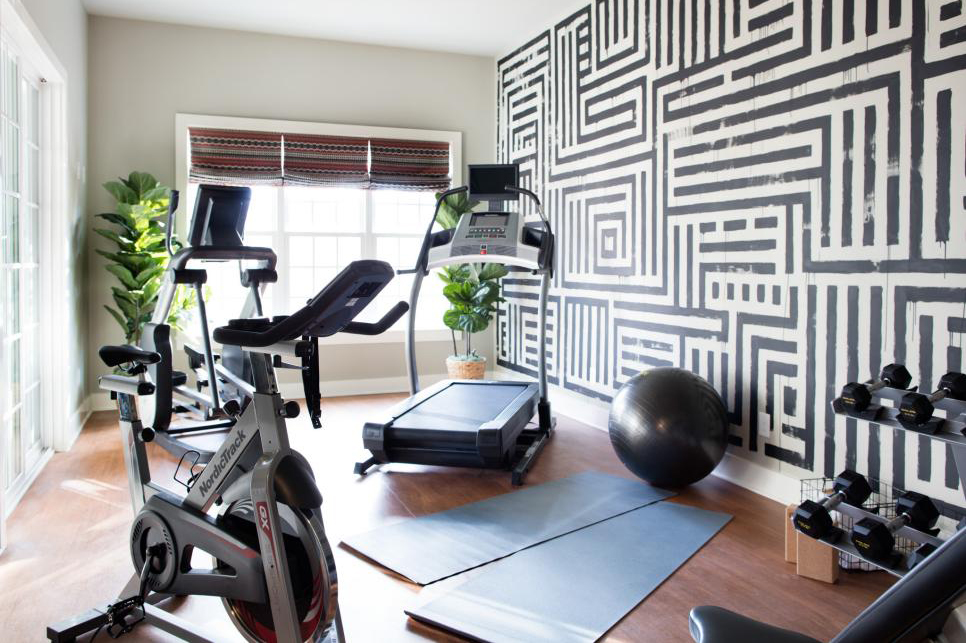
<box><xmin>48</xmin><ymin>260</ymin><xmax>409</xmax><ymax>642</ymax></box>
<box><xmin>140</xmin><ymin>185</ymin><xmax>322</xmax><ymax>464</ymax></box>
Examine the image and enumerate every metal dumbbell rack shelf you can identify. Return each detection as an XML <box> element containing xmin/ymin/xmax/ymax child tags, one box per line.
<box><xmin>822</xmin><ymin>387</ymin><xmax>966</xmax><ymax>577</ymax></box>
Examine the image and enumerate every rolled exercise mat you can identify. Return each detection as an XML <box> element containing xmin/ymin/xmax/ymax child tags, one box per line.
<box><xmin>408</xmin><ymin>501</ymin><xmax>731</xmax><ymax>642</ymax></box>
<box><xmin>341</xmin><ymin>471</ymin><xmax>673</xmax><ymax>584</ymax></box>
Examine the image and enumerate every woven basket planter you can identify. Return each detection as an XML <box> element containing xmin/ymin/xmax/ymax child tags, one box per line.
<box><xmin>446</xmin><ymin>356</ymin><xmax>486</xmax><ymax>380</ymax></box>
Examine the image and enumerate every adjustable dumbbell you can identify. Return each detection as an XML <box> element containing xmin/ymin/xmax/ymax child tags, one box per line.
<box><xmin>850</xmin><ymin>491</ymin><xmax>940</xmax><ymax>561</ymax></box>
<box><xmin>793</xmin><ymin>470</ymin><xmax>872</xmax><ymax>539</ymax></box>
<box><xmin>839</xmin><ymin>364</ymin><xmax>912</xmax><ymax>413</ymax></box>
<box><xmin>898</xmin><ymin>372</ymin><xmax>966</xmax><ymax>427</ymax></box>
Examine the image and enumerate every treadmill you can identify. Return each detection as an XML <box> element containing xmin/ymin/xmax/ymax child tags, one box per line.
<box><xmin>355</xmin><ymin>164</ymin><xmax>555</xmax><ymax>485</ymax></box>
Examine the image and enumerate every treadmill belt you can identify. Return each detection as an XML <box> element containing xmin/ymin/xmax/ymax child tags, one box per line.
<box><xmin>393</xmin><ymin>382</ymin><xmax>530</xmax><ymax>432</ymax></box>
<box><xmin>408</xmin><ymin>502</ymin><xmax>732</xmax><ymax>643</ymax></box>
<box><xmin>341</xmin><ymin>471</ymin><xmax>673</xmax><ymax>584</ymax></box>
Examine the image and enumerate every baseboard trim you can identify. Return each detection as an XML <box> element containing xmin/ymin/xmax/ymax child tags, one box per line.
<box><xmin>492</xmin><ymin>365</ymin><xmax>800</xmax><ymax>506</ymax></box>
<box><xmin>59</xmin><ymin>399</ymin><xmax>93</xmax><ymax>451</ymax></box>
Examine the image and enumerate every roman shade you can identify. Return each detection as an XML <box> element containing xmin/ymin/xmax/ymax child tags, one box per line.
<box><xmin>188</xmin><ymin>127</ymin><xmax>451</xmax><ymax>191</ymax></box>
<box><xmin>188</xmin><ymin>128</ymin><xmax>283</xmax><ymax>185</ymax></box>
<box><xmin>283</xmin><ymin>134</ymin><xmax>369</xmax><ymax>188</ymax></box>
<box><xmin>369</xmin><ymin>138</ymin><xmax>451</xmax><ymax>191</ymax></box>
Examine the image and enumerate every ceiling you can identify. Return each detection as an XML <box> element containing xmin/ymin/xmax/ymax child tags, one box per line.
<box><xmin>82</xmin><ymin>0</ymin><xmax>588</xmax><ymax>57</ymax></box>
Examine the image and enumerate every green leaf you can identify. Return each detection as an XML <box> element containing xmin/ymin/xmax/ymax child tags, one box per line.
<box><xmin>141</xmin><ymin>185</ymin><xmax>170</xmax><ymax>202</ymax></box>
<box><xmin>110</xmin><ymin>286</ymin><xmax>135</xmax><ymax>303</ymax></box>
<box><xmin>442</xmin><ymin>309</ymin><xmax>463</xmax><ymax>331</ymax></box>
<box><xmin>103</xmin><ymin>180</ymin><xmax>138</xmax><ymax>205</ymax></box>
<box><xmin>96</xmin><ymin>211</ymin><xmax>137</xmax><ymax>231</ymax></box>
<box><xmin>135</xmin><ymin>265</ymin><xmax>164</xmax><ymax>287</ymax></box>
<box><xmin>94</xmin><ymin>227</ymin><xmax>136</xmax><ymax>251</ymax></box>
<box><xmin>478</xmin><ymin>262</ymin><xmax>509</xmax><ymax>282</ymax></box>
<box><xmin>103</xmin><ymin>305</ymin><xmax>129</xmax><ymax>333</ymax></box>
<box><xmin>112</xmin><ymin>293</ymin><xmax>138</xmax><ymax>319</ymax></box>
<box><xmin>127</xmin><ymin>171</ymin><xmax>158</xmax><ymax>197</ymax></box>
<box><xmin>105</xmin><ymin>264</ymin><xmax>138</xmax><ymax>289</ymax></box>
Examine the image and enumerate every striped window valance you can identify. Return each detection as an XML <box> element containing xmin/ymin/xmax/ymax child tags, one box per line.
<box><xmin>189</xmin><ymin>128</ymin><xmax>283</xmax><ymax>185</ymax></box>
<box><xmin>368</xmin><ymin>138</ymin><xmax>451</xmax><ymax>191</ymax></box>
<box><xmin>283</xmin><ymin>134</ymin><xmax>369</xmax><ymax>188</ymax></box>
<box><xmin>188</xmin><ymin>127</ymin><xmax>451</xmax><ymax>190</ymax></box>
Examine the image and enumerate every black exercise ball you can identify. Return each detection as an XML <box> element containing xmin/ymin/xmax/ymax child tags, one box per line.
<box><xmin>608</xmin><ymin>367</ymin><xmax>729</xmax><ymax>488</ymax></box>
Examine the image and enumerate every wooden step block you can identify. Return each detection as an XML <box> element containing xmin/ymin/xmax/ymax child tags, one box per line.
<box><xmin>796</xmin><ymin>530</ymin><xmax>840</xmax><ymax>584</ymax></box>
<box><xmin>784</xmin><ymin>504</ymin><xmax>797</xmax><ymax>563</ymax></box>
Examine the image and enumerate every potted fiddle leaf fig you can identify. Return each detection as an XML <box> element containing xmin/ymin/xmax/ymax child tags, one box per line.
<box><xmin>95</xmin><ymin>171</ymin><xmax>196</xmax><ymax>344</ymax></box>
<box><xmin>440</xmin><ymin>263</ymin><xmax>509</xmax><ymax>379</ymax></box>
<box><xmin>434</xmin><ymin>191</ymin><xmax>507</xmax><ymax>379</ymax></box>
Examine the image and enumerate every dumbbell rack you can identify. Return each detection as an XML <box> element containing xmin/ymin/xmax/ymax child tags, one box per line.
<box><xmin>823</xmin><ymin>387</ymin><xmax>966</xmax><ymax>577</ymax></box>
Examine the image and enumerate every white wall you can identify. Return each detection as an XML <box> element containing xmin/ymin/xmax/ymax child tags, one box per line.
<box><xmin>18</xmin><ymin>0</ymin><xmax>89</xmax><ymax>437</ymax></box>
<box><xmin>87</xmin><ymin>16</ymin><xmax>496</xmax><ymax>396</ymax></box>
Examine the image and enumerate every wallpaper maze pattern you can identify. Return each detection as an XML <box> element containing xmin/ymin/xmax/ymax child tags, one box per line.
<box><xmin>495</xmin><ymin>0</ymin><xmax>966</xmax><ymax>509</ymax></box>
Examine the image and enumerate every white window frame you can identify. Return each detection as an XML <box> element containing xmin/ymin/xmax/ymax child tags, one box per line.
<box><xmin>0</xmin><ymin>0</ymin><xmax>70</xmax><ymax>554</ymax></box>
<box><xmin>174</xmin><ymin>113</ymin><xmax>461</xmax><ymax>346</ymax></box>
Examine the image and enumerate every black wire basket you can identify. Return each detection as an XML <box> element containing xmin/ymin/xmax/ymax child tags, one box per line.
<box><xmin>800</xmin><ymin>476</ymin><xmax>917</xmax><ymax>571</ymax></box>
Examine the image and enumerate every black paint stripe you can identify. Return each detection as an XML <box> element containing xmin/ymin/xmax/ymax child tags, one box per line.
<box><xmin>918</xmin><ymin>315</ymin><xmax>933</xmax><ymax>482</ymax></box>
<box><xmin>842</xmin><ymin>110</ymin><xmax>854</xmax><ymax>247</ymax></box>
<box><xmin>748</xmin><ymin>3</ymin><xmax>794</xmax><ymax>31</ymax></box>
<box><xmin>941</xmin><ymin>1</ymin><xmax>963</xmax><ymax>20</ymax></box>
<box><xmin>732</xmin><ymin>0</ymin><xmax>740</xmax><ymax>38</ymax></box>
<box><xmin>673</xmin><ymin>167</ymin><xmax>820</xmax><ymax>196</ymax></box>
<box><xmin>845</xmin><ymin>286</ymin><xmax>859</xmax><ymax>471</ymax></box>
<box><xmin>843</xmin><ymin>0</ymin><xmax>855</xmax><ymax>43</ymax></box>
<box><xmin>821</xmin><ymin>0</ymin><xmax>833</xmax><ymax>50</ymax></box>
<box><xmin>940</xmin><ymin>26</ymin><xmax>966</xmax><ymax>48</ymax></box>
<box><xmin>756</xmin><ymin>216</ymin><xmax>779</xmax><ymax>229</ymax></box>
<box><xmin>723</xmin><ymin>219</ymin><xmax>746</xmax><ymax>231</ymax></box>
<box><xmin>825</xmin><ymin>286</ymin><xmax>837</xmax><ymax>477</ymax></box>
<box><xmin>674</xmin><ymin>145</ymin><xmax>812</xmax><ymax>177</ymax></box>
<box><xmin>889</xmin><ymin>0</ymin><xmax>900</xmax><ymax>27</ymax></box>
<box><xmin>866</xmin><ymin>0</ymin><xmax>878</xmax><ymax>36</ymax></box>
<box><xmin>863</xmin><ymin>105</ymin><xmax>876</xmax><ymax>246</ymax></box>
<box><xmin>937</xmin><ymin>89</ymin><xmax>952</xmax><ymax>242</ymax></box>
<box><xmin>692</xmin><ymin>0</ymin><xmax>698</xmax><ymax>66</ymax></box>
<box><xmin>699</xmin><ymin>239</ymin><xmax>777</xmax><ymax>252</ymax></box>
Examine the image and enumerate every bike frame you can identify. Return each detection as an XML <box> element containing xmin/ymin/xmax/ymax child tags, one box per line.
<box><xmin>99</xmin><ymin>340</ymin><xmax>341</xmax><ymax>642</ymax></box>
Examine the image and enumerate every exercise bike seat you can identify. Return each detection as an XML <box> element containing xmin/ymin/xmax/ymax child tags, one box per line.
<box><xmin>213</xmin><ymin>259</ymin><xmax>408</xmax><ymax>348</ymax></box>
<box><xmin>688</xmin><ymin>606</ymin><xmax>821</xmax><ymax>643</ymax></box>
<box><xmin>99</xmin><ymin>345</ymin><xmax>162</xmax><ymax>368</ymax></box>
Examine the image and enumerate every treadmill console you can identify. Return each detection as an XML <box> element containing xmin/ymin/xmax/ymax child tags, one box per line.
<box><xmin>427</xmin><ymin>209</ymin><xmax>548</xmax><ymax>269</ymax></box>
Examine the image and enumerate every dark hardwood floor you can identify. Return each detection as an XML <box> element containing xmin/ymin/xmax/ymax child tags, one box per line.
<box><xmin>0</xmin><ymin>394</ymin><xmax>893</xmax><ymax>642</ymax></box>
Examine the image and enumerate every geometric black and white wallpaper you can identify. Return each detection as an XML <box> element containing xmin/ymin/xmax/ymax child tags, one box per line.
<box><xmin>495</xmin><ymin>0</ymin><xmax>966</xmax><ymax>513</ymax></box>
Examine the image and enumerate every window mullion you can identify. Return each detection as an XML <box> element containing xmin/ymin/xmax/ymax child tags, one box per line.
<box><xmin>275</xmin><ymin>186</ymin><xmax>286</xmax><ymax>316</ymax></box>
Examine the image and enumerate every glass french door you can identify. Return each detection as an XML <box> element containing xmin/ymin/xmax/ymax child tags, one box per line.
<box><xmin>0</xmin><ymin>37</ymin><xmax>45</xmax><ymax>528</ymax></box>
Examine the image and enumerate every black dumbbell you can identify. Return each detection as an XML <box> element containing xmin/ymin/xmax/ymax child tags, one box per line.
<box><xmin>907</xmin><ymin>542</ymin><xmax>937</xmax><ymax>570</ymax></box>
<box><xmin>898</xmin><ymin>372</ymin><xmax>966</xmax><ymax>427</ymax></box>
<box><xmin>851</xmin><ymin>491</ymin><xmax>940</xmax><ymax>561</ymax></box>
<box><xmin>793</xmin><ymin>470</ymin><xmax>872</xmax><ymax>539</ymax></box>
<box><xmin>839</xmin><ymin>364</ymin><xmax>912</xmax><ymax>413</ymax></box>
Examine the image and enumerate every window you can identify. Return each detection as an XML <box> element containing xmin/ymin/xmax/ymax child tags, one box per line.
<box><xmin>186</xmin><ymin>184</ymin><xmax>450</xmax><ymax>338</ymax></box>
<box><xmin>176</xmin><ymin>115</ymin><xmax>461</xmax><ymax>344</ymax></box>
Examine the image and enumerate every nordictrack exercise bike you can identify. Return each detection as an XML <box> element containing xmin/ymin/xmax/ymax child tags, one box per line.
<box><xmin>48</xmin><ymin>259</ymin><xmax>409</xmax><ymax>642</ymax></box>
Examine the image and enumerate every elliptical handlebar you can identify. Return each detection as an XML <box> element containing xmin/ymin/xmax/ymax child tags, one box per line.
<box><xmin>165</xmin><ymin>189</ymin><xmax>180</xmax><ymax>258</ymax></box>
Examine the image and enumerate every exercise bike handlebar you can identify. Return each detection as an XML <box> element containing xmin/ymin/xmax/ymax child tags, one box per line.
<box><xmin>341</xmin><ymin>301</ymin><xmax>410</xmax><ymax>335</ymax></box>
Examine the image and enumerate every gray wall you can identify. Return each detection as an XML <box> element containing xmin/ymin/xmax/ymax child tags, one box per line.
<box><xmin>495</xmin><ymin>0</ymin><xmax>966</xmax><ymax>515</ymax></box>
<box><xmin>21</xmin><ymin>0</ymin><xmax>89</xmax><ymax>428</ymax></box>
<box><xmin>87</xmin><ymin>16</ymin><xmax>496</xmax><ymax>393</ymax></box>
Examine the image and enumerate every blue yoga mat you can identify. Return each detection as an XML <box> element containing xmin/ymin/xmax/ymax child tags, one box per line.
<box><xmin>341</xmin><ymin>471</ymin><xmax>674</xmax><ymax>584</ymax></box>
<box><xmin>408</xmin><ymin>501</ymin><xmax>732</xmax><ymax>642</ymax></box>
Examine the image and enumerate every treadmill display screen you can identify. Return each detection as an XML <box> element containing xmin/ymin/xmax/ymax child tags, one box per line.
<box><xmin>470</xmin><ymin>213</ymin><xmax>508</xmax><ymax>228</ymax></box>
